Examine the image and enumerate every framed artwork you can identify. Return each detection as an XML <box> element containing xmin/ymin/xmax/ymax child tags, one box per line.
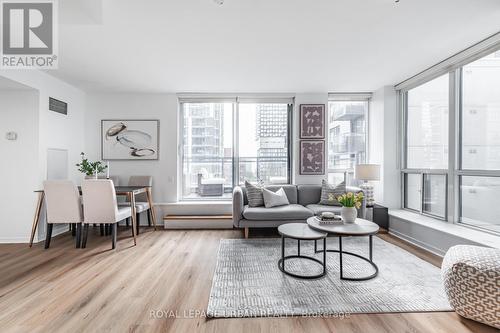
<box><xmin>300</xmin><ymin>104</ymin><xmax>325</xmax><ymax>139</ymax></box>
<box><xmin>101</xmin><ymin>119</ymin><xmax>159</xmax><ymax>160</ymax></box>
<box><xmin>300</xmin><ymin>140</ymin><xmax>325</xmax><ymax>175</ymax></box>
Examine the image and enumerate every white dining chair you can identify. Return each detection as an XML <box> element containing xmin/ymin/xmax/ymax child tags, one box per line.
<box><xmin>43</xmin><ymin>180</ymin><xmax>83</xmax><ymax>249</ymax></box>
<box><xmin>119</xmin><ymin>175</ymin><xmax>153</xmax><ymax>234</ymax></box>
<box><xmin>81</xmin><ymin>180</ymin><xmax>132</xmax><ymax>249</ymax></box>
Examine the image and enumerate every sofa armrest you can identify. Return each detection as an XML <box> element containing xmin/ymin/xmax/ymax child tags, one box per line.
<box><xmin>232</xmin><ymin>186</ymin><xmax>244</xmax><ymax>228</ymax></box>
<box><xmin>346</xmin><ymin>186</ymin><xmax>366</xmax><ymax>219</ymax></box>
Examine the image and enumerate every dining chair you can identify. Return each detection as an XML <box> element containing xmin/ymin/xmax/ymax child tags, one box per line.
<box><xmin>119</xmin><ymin>175</ymin><xmax>153</xmax><ymax>234</ymax></box>
<box><xmin>81</xmin><ymin>180</ymin><xmax>132</xmax><ymax>249</ymax></box>
<box><xmin>43</xmin><ymin>180</ymin><xmax>83</xmax><ymax>249</ymax></box>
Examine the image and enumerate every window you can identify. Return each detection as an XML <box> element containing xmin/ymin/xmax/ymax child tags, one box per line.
<box><xmin>327</xmin><ymin>99</ymin><xmax>368</xmax><ymax>185</ymax></box>
<box><xmin>400</xmin><ymin>47</ymin><xmax>500</xmax><ymax>233</ymax></box>
<box><xmin>458</xmin><ymin>51</ymin><xmax>500</xmax><ymax>233</ymax></box>
<box><xmin>181</xmin><ymin>102</ymin><xmax>233</xmax><ymax>200</ymax></box>
<box><xmin>180</xmin><ymin>99</ymin><xmax>292</xmax><ymax>200</ymax></box>
<box><xmin>406</xmin><ymin>74</ymin><xmax>449</xmax><ymax>169</ymax></box>
<box><xmin>238</xmin><ymin>103</ymin><xmax>290</xmax><ymax>185</ymax></box>
<box><xmin>461</xmin><ymin>53</ymin><xmax>500</xmax><ymax>170</ymax></box>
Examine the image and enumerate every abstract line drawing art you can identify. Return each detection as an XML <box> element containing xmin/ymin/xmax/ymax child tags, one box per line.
<box><xmin>300</xmin><ymin>104</ymin><xmax>325</xmax><ymax>139</ymax></box>
<box><xmin>300</xmin><ymin>140</ymin><xmax>325</xmax><ymax>175</ymax></box>
<box><xmin>101</xmin><ymin>120</ymin><xmax>159</xmax><ymax>160</ymax></box>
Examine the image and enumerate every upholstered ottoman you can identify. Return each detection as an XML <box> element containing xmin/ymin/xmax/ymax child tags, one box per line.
<box><xmin>441</xmin><ymin>245</ymin><xmax>500</xmax><ymax>329</ymax></box>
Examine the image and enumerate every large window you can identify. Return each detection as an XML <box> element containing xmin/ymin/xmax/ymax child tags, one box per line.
<box><xmin>327</xmin><ymin>98</ymin><xmax>368</xmax><ymax>185</ymax></box>
<box><xmin>458</xmin><ymin>51</ymin><xmax>500</xmax><ymax>233</ymax></box>
<box><xmin>406</xmin><ymin>75</ymin><xmax>449</xmax><ymax>169</ymax></box>
<box><xmin>181</xmin><ymin>99</ymin><xmax>292</xmax><ymax>200</ymax></box>
<box><xmin>401</xmin><ymin>49</ymin><xmax>500</xmax><ymax>233</ymax></box>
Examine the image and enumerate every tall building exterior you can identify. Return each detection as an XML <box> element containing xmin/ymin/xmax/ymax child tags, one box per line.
<box><xmin>328</xmin><ymin>102</ymin><xmax>367</xmax><ymax>171</ymax></box>
<box><xmin>183</xmin><ymin>103</ymin><xmax>225</xmax><ymax>195</ymax></box>
<box><xmin>255</xmin><ymin>104</ymin><xmax>289</xmax><ymax>183</ymax></box>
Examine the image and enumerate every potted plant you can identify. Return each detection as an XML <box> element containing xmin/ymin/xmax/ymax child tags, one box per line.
<box><xmin>333</xmin><ymin>192</ymin><xmax>364</xmax><ymax>223</ymax></box>
<box><xmin>76</xmin><ymin>152</ymin><xmax>107</xmax><ymax>179</ymax></box>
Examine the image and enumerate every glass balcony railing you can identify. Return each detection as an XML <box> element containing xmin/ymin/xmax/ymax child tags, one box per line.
<box><xmin>182</xmin><ymin>156</ymin><xmax>289</xmax><ymax>199</ymax></box>
<box><xmin>330</xmin><ymin>133</ymin><xmax>365</xmax><ymax>153</ymax></box>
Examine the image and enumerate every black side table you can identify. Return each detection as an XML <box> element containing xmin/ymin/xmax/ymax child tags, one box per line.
<box><xmin>367</xmin><ymin>204</ymin><xmax>389</xmax><ymax>230</ymax></box>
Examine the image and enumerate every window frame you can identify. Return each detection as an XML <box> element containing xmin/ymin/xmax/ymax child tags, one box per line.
<box><xmin>399</xmin><ymin>42</ymin><xmax>500</xmax><ymax>234</ymax></box>
<box><xmin>179</xmin><ymin>98</ymin><xmax>293</xmax><ymax>201</ymax></box>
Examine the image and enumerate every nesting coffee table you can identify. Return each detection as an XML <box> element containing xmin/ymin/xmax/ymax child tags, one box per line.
<box><xmin>307</xmin><ymin>217</ymin><xmax>379</xmax><ymax>281</ymax></box>
<box><xmin>277</xmin><ymin>223</ymin><xmax>328</xmax><ymax>279</ymax></box>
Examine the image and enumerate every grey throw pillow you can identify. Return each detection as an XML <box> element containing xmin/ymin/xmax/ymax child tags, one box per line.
<box><xmin>245</xmin><ymin>181</ymin><xmax>264</xmax><ymax>207</ymax></box>
<box><xmin>319</xmin><ymin>179</ymin><xmax>346</xmax><ymax>206</ymax></box>
<box><xmin>262</xmin><ymin>187</ymin><xmax>289</xmax><ymax>208</ymax></box>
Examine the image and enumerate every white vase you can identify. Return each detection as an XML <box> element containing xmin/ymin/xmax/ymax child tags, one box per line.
<box><xmin>341</xmin><ymin>207</ymin><xmax>357</xmax><ymax>223</ymax></box>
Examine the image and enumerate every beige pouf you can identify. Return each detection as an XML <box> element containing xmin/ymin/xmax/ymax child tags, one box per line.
<box><xmin>441</xmin><ymin>245</ymin><xmax>500</xmax><ymax>329</ymax></box>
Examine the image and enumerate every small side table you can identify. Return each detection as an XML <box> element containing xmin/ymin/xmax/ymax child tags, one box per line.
<box><xmin>366</xmin><ymin>204</ymin><xmax>389</xmax><ymax>230</ymax></box>
<box><xmin>277</xmin><ymin>223</ymin><xmax>328</xmax><ymax>279</ymax></box>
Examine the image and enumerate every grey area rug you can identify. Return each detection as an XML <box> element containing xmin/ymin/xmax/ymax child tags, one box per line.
<box><xmin>207</xmin><ymin>237</ymin><xmax>452</xmax><ymax>318</ymax></box>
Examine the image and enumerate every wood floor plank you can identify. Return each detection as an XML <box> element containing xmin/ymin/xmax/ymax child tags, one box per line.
<box><xmin>0</xmin><ymin>227</ymin><xmax>496</xmax><ymax>333</ymax></box>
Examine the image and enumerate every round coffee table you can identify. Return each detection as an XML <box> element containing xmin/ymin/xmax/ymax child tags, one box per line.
<box><xmin>307</xmin><ymin>217</ymin><xmax>379</xmax><ymax>281</ymax></box>
<box><xmin>277</xmin><ymin>223</ymin><xmax>328</xmax><ymax>279</ymax></box>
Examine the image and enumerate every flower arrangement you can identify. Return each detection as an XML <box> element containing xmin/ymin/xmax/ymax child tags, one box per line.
<box><xmin>330</xmin><ymin>192</ymin><xmax>364</xmax><ymax>209</ymax></box>
<box><xmin>76</xmin><ymin>152</ymin><xmax>107</xmax><ymax>176</ymax></box>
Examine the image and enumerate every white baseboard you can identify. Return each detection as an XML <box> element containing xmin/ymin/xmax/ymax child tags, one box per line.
<box><xmin>164</xmin><ymin>218</ymin><xmax>233</xmax><ymax>229</ymax></box>
<box><xmin>0</xmin><ymin>237</ymin><xmax>30</xmax><ymax>244</ymax></box>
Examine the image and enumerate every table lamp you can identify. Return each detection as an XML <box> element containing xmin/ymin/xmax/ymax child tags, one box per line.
<box><xmin>355</xmin><ymin>164</ymin><xmax>380</xmax><ymax>207</ymax></box>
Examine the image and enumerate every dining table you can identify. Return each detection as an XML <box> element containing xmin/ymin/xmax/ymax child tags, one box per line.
<box><xmin>29</xmin><ymin>185</ymin><xmax>157</xmax><ymax>247</ymax></box>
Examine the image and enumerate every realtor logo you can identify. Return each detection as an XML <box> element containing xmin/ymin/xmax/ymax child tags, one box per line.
<box><xmin>1</xmin><ymin>0</ymin><xmax>58</xmax><ymax>69</ymax></box>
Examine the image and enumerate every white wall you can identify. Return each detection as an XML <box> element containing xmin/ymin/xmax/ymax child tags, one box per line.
<box><xmin>369</xmin><ymin>86</ymin><xmax>400</xmax><ymax>208</ymax></box>
<box><xmin>0</xmin><ymin>91</ymin><xmax>39</xmax><ymax>242</ymax></box>
<box><xmin>85</xmin><ymin>93</ymin><xmax>179</xmax><ymax>204</ymax></box>
<box><xmin>0</xmin><ymin>70</ymin><xmax>86</xmax><ymax>242</ymax></box>
<box><xmin>293</xmin><ymin>93</ymin><xmax>329</xmax><ymax>185</ymax></box>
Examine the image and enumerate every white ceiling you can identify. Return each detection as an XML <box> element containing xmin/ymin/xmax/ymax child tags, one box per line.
<box><xmin>48</xmin><ymin>0</ymin><xmax>500</xmax><ymax>93</ymax></box>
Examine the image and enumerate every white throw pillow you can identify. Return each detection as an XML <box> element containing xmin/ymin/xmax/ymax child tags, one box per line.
<box><xmin>262</xmin><ymin>187</ymin><xmax>289</xmax><ymax>208</ymax></box>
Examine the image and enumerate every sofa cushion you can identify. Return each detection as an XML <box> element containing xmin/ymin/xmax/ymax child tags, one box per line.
<box><xmin>263</xmin><ymin>187</ymin><xmax>289</xmax><ymax>208</ymax></box>
<box><xmin>243</xmin><ymin>204</ymin><xmax>313</xmax><ymax>221</ymax></box>
<box><xmin>245</xmin><ymin>181</ymin><xmax>264</xmax><ymax>207</ymax></box>
<box><xmin>262</xmin><ymin>185</ymin><xmax>298</xmax><ymax>204</ymax></box>
<box><xmin>297</xmin><ymin>185</ymin><xmax>322</xmax><ymax>206</ymax></box>
<box><xmin>319</xmin><ymin>180</ymin><xmax>346</xmax><ymax>206</ymax></box>
<box><xmin>306</xmin><ymin>204</ymin><xmax>342</xmax><ymax>216</ymax></box>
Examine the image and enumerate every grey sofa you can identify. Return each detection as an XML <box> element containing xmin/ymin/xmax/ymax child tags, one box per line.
<box><xmin>233</xmin><ymin>184</ymin><xmax>366</xmax><ymax>238</ymax></box>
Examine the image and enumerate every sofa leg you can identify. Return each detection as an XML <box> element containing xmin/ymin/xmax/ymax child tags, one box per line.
<box><xmin>244</xmin><ymin>227</ymin><xmax>249</xmax><ymax>239</ymax></box>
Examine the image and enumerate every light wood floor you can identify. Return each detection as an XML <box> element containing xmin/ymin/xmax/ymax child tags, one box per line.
<box><xmin>0</xmin><ymin>227</ymin><xmax>496</xmax><ymax>333</ymax></box>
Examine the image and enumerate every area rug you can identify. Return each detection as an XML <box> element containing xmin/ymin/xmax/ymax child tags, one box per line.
<box><xmin>207</xmin><ymin>237</ymin><xmax>452</xmax><ymax>318</ymax></box>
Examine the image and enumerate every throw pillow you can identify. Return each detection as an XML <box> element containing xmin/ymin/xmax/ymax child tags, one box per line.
<box><xmin>262</xmin><ymin>187</ymin><xmax>290</xmax><ymax>208</ymax></box>
<box><xmin>319</xmin><ymin>179</ymin><xmax>346</xmax><ymax>206</ymax></box>
<box><xmin>245</xmin><ymin>181</ymin><xmax>264</xmax><ymax>207</ymax></box>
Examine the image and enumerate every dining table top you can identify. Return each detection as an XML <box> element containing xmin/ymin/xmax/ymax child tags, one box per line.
<box><xmin>34</xmin><ymin>185</ymin><xmax>151</xmax><ymax>193</ymax></box>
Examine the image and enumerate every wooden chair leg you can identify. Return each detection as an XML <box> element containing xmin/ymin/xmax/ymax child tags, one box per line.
<box><xmin>44</xmin><ymin>224</ymin><xmax>53</xmax><ymax>249</ymax></box>
<box><xmin>75</xmin><ymin>223</ymin><xmax>82</xmax><ymax>248</ymax></box>
<box><xmin>136</xmin><ymin>213</ymin><xmax>140</xmax><ymax>235</ymax></box>
<box><xmin>244</xmin><ymin>227</ymin><xmax>249</xmax><ymax>239</ymax></box>
<box><xmin>100</xmin><ymin>224</ymin><xmax>104</xmax><ymax>236</ymax></box>
<box><xmin>111</xmin><ymin>223</ymin><xmax>117</xmax><ymax>249</ymax></box>
<box><xmin>147</xmin><ymin>209</ymin><xmax>152</xmax><ymax>226</ymax></box>
<box><xmin>81</xmin><ymin>224</ymin><xmax>89</xmax><ymax>248</ymax></box>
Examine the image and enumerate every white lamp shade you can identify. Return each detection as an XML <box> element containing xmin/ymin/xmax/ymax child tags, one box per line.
<box><xmin>355</xmin><ymin>164</ymin><xmax>380</xmax><ymax>181</ymax></box>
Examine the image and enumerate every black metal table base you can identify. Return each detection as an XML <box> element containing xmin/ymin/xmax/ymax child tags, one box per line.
<box><xmin>314</xmin><ymin>235</ymin><xmax>378</xmax><ymax>281</ymax></box>
<box><xmin>279</xmin><ymin>237</ymin><xmax>327</xmax><ymax>279</ymax></box>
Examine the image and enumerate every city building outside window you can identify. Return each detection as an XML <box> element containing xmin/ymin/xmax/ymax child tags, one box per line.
<box><xmin>327</xmin><ymin>96</ymin><xmax>369</xmax><ymax>185</ymax></box>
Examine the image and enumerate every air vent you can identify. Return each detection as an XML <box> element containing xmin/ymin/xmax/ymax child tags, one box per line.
<box><xmin>49</xmin><ymin>97</ymin><xmax>68</xmax><ymax>115</ymax></box>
